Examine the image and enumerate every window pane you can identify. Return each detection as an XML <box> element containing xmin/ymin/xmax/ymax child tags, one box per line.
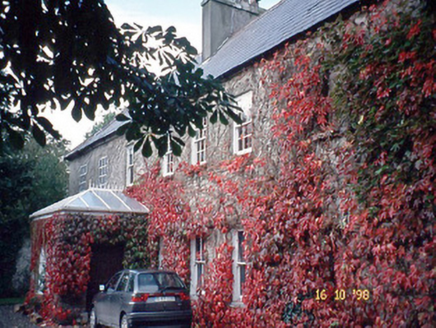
<box><xmin>138</xmin><ymin>274</ymin><xmax>159</xmax><ymax>293</ymax></box>
<box><xmin>106</xmin><ymin>272</ymin><xmax>122</xmax><ymax>291</ymax></box>
<box><xmin>197</xmin><ymin>264</ymin><xmax>203</xmax><ymax>288</ymax></box>
<box><xmin>117</xmin><ymin>273</ymin><xmax>130</xmax><ymax>291</ymax></box>
<box><xmin>196</xmin><ymin>237</ymin><xmax>203</xmax><ymax>259</ymax></box>
<box><xmin>238</xmin><ymin>231</ymin><xmax>245</xmax><ymax>262</ymax></box>
<box><xmin>154</xmin><ymin>273</ymin><xmax>185</xmax><ymax>289</ymax></box>
<box><xmin>239</xmin><ymin>265</ymin><xmax>246</xmax><ymax>293</ymax></box>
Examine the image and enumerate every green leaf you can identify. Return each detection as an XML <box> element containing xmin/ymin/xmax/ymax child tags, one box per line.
<box><xmin>147</xmin><ymin>25</ymin><xmax>163</xmax><ymax>35</ymax></box>
<box><xmin>134</xmin><ymin>137</ymin><xmax>144</xmax><ymax>152</ymax></box>
<box><xmin>210</xmin><ymin>110</ymin><xmax>218</xmax><ymax>124</ymax></box>
<box><xmin>170</xmin><ymin>138</ymin><xmax>182</xmax><ymax>157</ymax></box>
<box><xmin>219</xmin><ymin>112</ymin><xmax>229</xmax><ymax>125</ymax></box>
<box><xmin>7</xmin><ymin>127</ymin><xmax>25</xmax><ymax>149</ymax></box>
<box><xmin>36</xmin><ymin>117</ymin><xmax>61</xmax><ymax>140</ymax></box>
<box><xmin>166</xmin><ymin>26</ymin><xmax>176</xmax><ymax>34</ymax></box>
<box><xmin>71</xmin><ymin>105</ymin><xmax>82</xmax><ymax>122</ymax></box>
<box><xmin>226</xmin><ymin>107</ymin><xmax>243</xmax><ymax>125</ymax></box>
<box><xmin>142</xmin><ymin>137</ymin><xmax>153</xmax><ymax>158</ymax></box>
<box><xmin>116</xmin><ymin>113</ymin><xmax>130</xmax><ymax>122</ymax></box>
<box><xmin>32</xmin><ymin>124</ymin><xmax>46</xmax><ymax>147</ymax></box>
<box><xmin>126</xmin><ymin>124</ymin><xmax>139</xmax><ymax>141</ymax></box>
<box><xmin>156</xmin><ymin>137</ymin><xmax>168</xmax><ymax>157</ymax></box>
<box><xmin>172</xmin><ymin>136</ymin><xmax>185</xmax><ymax>147</ymax></box>
<box><xmin>116</xmin><ymin>123</ymin><xmax>130</xmax><ymax>136</ymax></box>
<box><xmin>188</xmin><ymin>124</ymin><xmax>197</xmax><ymax>137</ymax></box>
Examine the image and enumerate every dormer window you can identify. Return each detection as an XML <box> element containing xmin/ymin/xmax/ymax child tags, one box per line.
<box><xmin>233</xmin><ymin>91</ymin><xmax>253</xmax><ymax>155</ymax></box>
<box><xmin>191</xmin><ymin>118</ymin><xmax>207</xmax><ymax>165</ymax></box>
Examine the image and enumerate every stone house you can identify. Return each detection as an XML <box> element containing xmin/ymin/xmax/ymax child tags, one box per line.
<box><xmin>28</xmin><ymin>0</ymin><xmax>436</xmax><ymax>325</ymax></box>
<box><xmin>65</xmin><ymin>0</ymin><xmax>357</xmax><ymax>289</ymax></box>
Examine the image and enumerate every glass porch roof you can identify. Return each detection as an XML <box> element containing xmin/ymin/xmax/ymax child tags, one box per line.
<box><xmin>30</xmin><ymin>188</ymin><xmax>149</xmax><ymax>220</ymax></box>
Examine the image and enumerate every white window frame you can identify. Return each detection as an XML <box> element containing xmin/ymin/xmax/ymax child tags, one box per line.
<box><xmin>36</xmin><ymin>248</ymin><xmax>47</xmax><ymax>294</ymax></box>
<box><xmin>232</xmin><ymin>230</ymin><xmax>246</xmax><ymax>304</ymax></box>
<box><xmin>126</xmin><ymin>145</ymin><xmax>135</xmax><ymax>186</ymax></box>
<box><xmin>78</xmin><ymin>164</ymin><xmax>88</xmax><ymax>192</ymax></box>
<box><xmin>158</xmin><ymin>237</ymin><xmax>164</xmax><ymax>269</ymax></box>
<box><xmin>233</xmin><ymin>91</ymin><xmax>253</xmax><ymax>155</ymax></box>
<box><xmin>98</xmin><ymin>156</ymin><xmax>108</xmax><ymax>187</ymax></box>
<box><xmin>191</xmin><ymin>118</ymin><xmax>207</xmax><ymax>165</ymax></box>
<box><xmin>162</xmin><ymin>151</ymin><xmax>175</xmax><ymax>177</ymax></box>
<box><xmin>190</xmin><ymin>237</ymin><xmax>205</xmax><ymax>298</ymax></box>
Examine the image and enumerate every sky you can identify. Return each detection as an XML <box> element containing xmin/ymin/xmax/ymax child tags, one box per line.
<box><xmin>46</xmin><ymin>0</ymin><xmax>281</xmax><ymax>149</ymax></box>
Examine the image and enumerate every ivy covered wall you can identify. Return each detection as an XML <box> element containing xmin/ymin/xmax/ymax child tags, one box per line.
<box><xmin>126</xmin><ymin>1</ymin><xmax>435</xmax><ymax>327</ymax></box>
<box><xmin>26</xmin><ymin>214</ymin><xmax>148</xmax><ymax>325</ymax></box>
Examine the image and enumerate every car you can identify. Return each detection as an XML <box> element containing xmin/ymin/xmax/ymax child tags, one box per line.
<box><xmin>89</xmin><ymin>269</ymin><xmax>192</xmax><ymax>328</ymax></box>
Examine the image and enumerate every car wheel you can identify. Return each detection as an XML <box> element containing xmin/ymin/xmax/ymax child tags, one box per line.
<box><xmin>89</xmin><ymin>308</ymin><xmax>100</xmax><ymax>328</ymax></box>
<box><xmin>120</xmin><ymin>314</ymin><xmax>130</xmax><ymax>328</ymax></box>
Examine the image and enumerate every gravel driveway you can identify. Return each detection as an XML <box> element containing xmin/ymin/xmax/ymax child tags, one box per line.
<box><xmin>0</xmin><ymin>305</ymin><xmax>39</xmax><ymax>328</ymax></box>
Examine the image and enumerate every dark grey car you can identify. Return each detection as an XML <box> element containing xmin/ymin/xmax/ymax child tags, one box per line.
<box><xmin>89</xmin><ymin>269</ymin><xmax>192</xmax><ymax>328</ymax></box>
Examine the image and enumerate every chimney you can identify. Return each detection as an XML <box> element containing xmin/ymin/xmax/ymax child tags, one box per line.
<box><xmin>201</xmin><ymin>0</ymin><xmax>263</xmax><ymax>61</ymax></box>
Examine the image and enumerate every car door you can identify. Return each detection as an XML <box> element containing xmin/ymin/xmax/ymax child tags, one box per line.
<box><xmin>96</xmin><ymin>271</ymin><xmax>122</xmax><ymax>325</ymax></box>
<box><xmin>108</xmin><ymin>272</ymin><xmax>130</xmax><ymax>326</ymax></box>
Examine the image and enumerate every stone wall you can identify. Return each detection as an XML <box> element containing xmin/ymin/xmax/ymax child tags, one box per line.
<box><xmin>67</xmin><ymin>134</ymin><xmax>147</xmax><ymax>195</ymax></box>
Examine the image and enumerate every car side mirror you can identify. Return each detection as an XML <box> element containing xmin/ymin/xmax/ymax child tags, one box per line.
<box><xmin>99</xmin><ymin>284</ymin><xmax>105</xmax><ymax>292</ymax></box>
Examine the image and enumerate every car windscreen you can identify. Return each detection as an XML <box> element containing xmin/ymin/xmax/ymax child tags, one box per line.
<box><xmin>137</xmin><ymin>273</ymin><xmax>185</xmax><ymax>292</ymax></box>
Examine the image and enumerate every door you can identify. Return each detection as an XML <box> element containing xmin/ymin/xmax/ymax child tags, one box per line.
<box><xmin>96</xmin><ymin>271</ymin><xmax>123</xmax><ymax>325</ymax></box>
<box><xmin>108</xmin><ymin>272</ymin><xmax>131</xmax><ymax>326</ymax></box>
<box><xmin>87</xmin><ymin>243</ymin><xmax>124</xmax><ymax>312</ymax></box>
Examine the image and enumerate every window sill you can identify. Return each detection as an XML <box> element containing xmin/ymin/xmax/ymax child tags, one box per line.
<box><xmin>191</xmin><ymin>161</ymin><xmax>207</xmax><ymax>166</ymax></box>
<box><xmin>230</xmin><ymin>301</ymin><xmax>245</xmax><ymax>308</ymax></box>
<box><xmin>234</xmin><ymin>148</ymin><xmax>252</xmax><ymax>156</ymax></box>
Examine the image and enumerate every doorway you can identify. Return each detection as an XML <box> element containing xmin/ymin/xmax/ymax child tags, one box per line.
<box><xmin>86</xmin><ymin>243</ymin><xmax>124</xmax><ymax>311</ymax></box>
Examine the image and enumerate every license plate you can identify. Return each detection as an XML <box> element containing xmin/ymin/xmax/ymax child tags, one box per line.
<box><xmin>152</xmin><ymin>296</ymin><xmax>176</xmax><ymax>302</ymax></box>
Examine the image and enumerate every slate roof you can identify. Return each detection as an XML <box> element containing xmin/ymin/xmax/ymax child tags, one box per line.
<box><xmin>64</xmin><ymin>114</ymin><xmax>126</xmax><ymax>160</ymax></box>
<box><xmin>201</xmin><ymin>0</ymin><xmax>359</xmax><ymax>78</ymax></box>
<box><xmin>66</xmin><ymin>0</ymin><xmax>359</xmax><ymax>157</ymax></box>
<box><xmin>30</xmin><ymin>188</ymin><xmax>149</xmax><ymax>220</ymax></box>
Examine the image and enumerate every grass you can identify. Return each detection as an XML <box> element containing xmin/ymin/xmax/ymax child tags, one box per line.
<box><xmin>0</xmin><ymin>297</ymin><xmax>25</xmax><ymax>305</ymax></box>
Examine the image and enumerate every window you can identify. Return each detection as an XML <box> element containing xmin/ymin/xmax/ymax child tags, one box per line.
<box><xmin>116</xmin><ymin>272</ymin><xmax>130</xmax><ymax>292</ymax></box>
<box><xmin>126</xmin><ymin>145</ymin><xmax>134</xmax><ymax>186</ymax></box>
<box><xmin>106</xmin><ymin>272</ymin><xmax>122</xmax><ymax>293</ymax></box>
<box><xmin>128</xmin><ymin>273</ymin><xmax>135</xmax><ymax>292</ymax></box>
<box><xmin>98</xmin><ymin>156</ymin><xmax>108</xmax><ymax>187</ymax></box>
<box><xmin>162</xmin><ymin>151</ymin><xmax>175</xmax><ymax>177</ymax></box>
<box><xmin>158</xmin><ymin>237</ymin><xmax>164</xmax><ymax>269</ymax></box>
<box><xmin>36</xmin><ymin>248</ymin><xmax>46</xmax><ymax>294</ymax></box>
<box><xmin>233</xmin><ymin>91</ymin><xmax>253</xmax><ymax>155</ymax></box>
<box><xmin>232</xmin><ymin>230</ymin><xmax>246</xmax><ymax>303</ymax></box>
<box><xmin>78</xmin><ymin>164</ymin><xmax>87</xmax><ymax>192</ymax></box>
<box><xmin>191</xmin><ymin>118</ymin><xmax>207</xmax><ymax>165</ymax></box>
<box><xmin>190</xmin><ymin>237</ymin><xmax>205</xmax><ymax>297</ymax></box>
